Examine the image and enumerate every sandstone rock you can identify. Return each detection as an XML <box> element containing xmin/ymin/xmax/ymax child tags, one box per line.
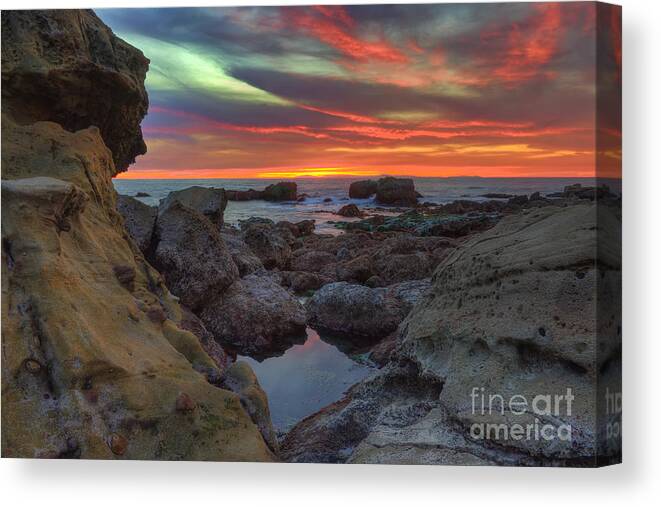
<box><xmin>337</xmin><ymin>204</ymin><xmax>363</xmax><ymax>217</ymax></box>
<box><xmin>152</xmin><ymin>201</ymin><xmax>239</xmax><ymax>312</ymax></box>
<box><xmin>1</xmin><ymin>123</ymin><xmax>272</xmax><ymax>461</ymax></box>
<box><xmin>349</xmin><ymin>180</ymin><xmax>377</xmax><ymax>199</ymax></box>
<box><xmin>200</xmin><ymin>274</ymin><xmax>307</xmax><ymax>359</ymax></box>
<box><xmin>306</xmin><ymin>279</ymin><xmax>430</xmax><ymax>345</ymax></box>
<box><xmin>262</xmin><ymin>181</ymin><xmax>297</xmax><ymax>201</ymax></box>
<box><xmin>159</xmin><ymin>186</ymin><xmax>227</xmax><ymax>227</ymax></box>
<box><xmin>116</xmin><ymin>194</ymin><xmax>157</xmax><ymax>253</ymax></box>
<box><xmin>222</xmin><ymin>361</ymin><xmax>279</xmax><ymax>453</ymax></box>
<box><xmin>375</xmin><ymin>177</ymin><xmax>418</xmax><ymax>206</ymax></box>
<box><xmin>1</xmin><ymin>10</ymin><xmax>149</xmax><ymax>171</ymax></box>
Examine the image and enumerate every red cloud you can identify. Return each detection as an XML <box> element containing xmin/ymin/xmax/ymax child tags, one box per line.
<box><xmin>491</xmin><ymin>3</ymin><xmax>565</xmax><ymax>83</ymax></box>
<box><xmin>283</xmin><ymin>6</ymin><xmax>408</xmax><ymax>63</ymax></box>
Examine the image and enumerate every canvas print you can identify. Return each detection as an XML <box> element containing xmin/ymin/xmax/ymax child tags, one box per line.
<box><xmin>1</xmin><ymin>2</ymin><xmax>621</xmax><ymax>466</ymax></box>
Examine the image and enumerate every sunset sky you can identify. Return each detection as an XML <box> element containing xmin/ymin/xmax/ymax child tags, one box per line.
<box><xmin>99</xmin><ymin>3</ymin><xmax>621</xmax><ymax>180</ymax></box>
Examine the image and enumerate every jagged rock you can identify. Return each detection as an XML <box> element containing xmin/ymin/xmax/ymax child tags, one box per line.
<box><xmin>337</xmin><ymin>204</ymin><xmax>363</xmax><ymax>217</ymax></box>
<box><xmin>1</xmin><ymin>10</ymin><xmax>149</xmax><ymax>171</ymax></box>
<box><xmin>306</xmin><ymin>279</ymin><xmax>430</xmax><ymax>345</ymax></box>
<box><xmin>200</xmin><ymin>274</ymin><xmax>307</xmax><ymax>359</ymax></box>
<box><xmin>262</xmin><ymin>181</ymin><xmax>297</xmax><ymax>201</ymax></box>
<box><xmin>375</xmin><ymin>177</ymin><xmax>418</xmax><ymax>206</ymax></box>
<box><xmin>219</xmin><ymin>229</ymin><xmax>264</xmax><ymax>277</ymax></box>
<box><xmin>349</xmin><ymin>180</ymin><xmax>377</xmax><ymax>199</ymax></box>
<box><xmin>116</xmin><ymin>194</ymin><xmax>157</xmax><ymax>253</ymax></box>
<box><xmin>152</xmin><ymin>201</ymin><xmax>239</xmax><ymax>311</ymax></box>
<box><xmin>1</xmin><ymin>119</ymin><xmax>272</xmax><ymax>461</ymax></box>
<box><xmin>159</xmin><ymin>186</ymin><xmax>227</xmax><ymax>227</ymax></box>
<box><xmin>242</xmin><ymin>222</ymin><xmax>292</xmax><ymax>270</ymax></box>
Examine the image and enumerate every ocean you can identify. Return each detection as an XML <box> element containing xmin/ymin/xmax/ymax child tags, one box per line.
<box><xmin>113</xmin><ymin>177</ymin><xmax>621</xmax><ymax>235</ymax></box>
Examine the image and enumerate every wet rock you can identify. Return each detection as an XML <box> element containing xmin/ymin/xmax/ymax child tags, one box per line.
<box><xmin>481</xmin><ymin>193</ymin><xmax>514</xmax><ymax>199</ymax></box>
<box><xmin>337</xmin><ymin>204</ymin><xmax>363</xmax><ymax>217</ymax></box>
<box><xmin>507</xmin><ymin>194</ymin><xmax>529</xmax><ymax>207</ymax></box>
<box><xmin>152</xmin><ymin>202</ymin><xmax>239</xmax><ymax>311</ymax></box>
<box><xmin>159</xmin><ymin>186</ymin><xmax>227</xmax><ymax>227</ymax></box>
<box><xmin>200</xmin><ymin>274</ymin><xmax>307</xmax><ymax>359</ymax></box>
<box><xmin>375</xmin><ymin>177</ymin><xmax>418</xmax><ymax>206</ymax></box>
<box><xmin>349</xmin><ymin>180</ymin><xmax>377</xmax><ymax>199</ymax></box>
<box><xmin>277</xmin><ymin>219</ymin><xmax>315</xmax><ymax>238</ymax></box>
<box><xmin>135</xmin><ymin>192</ymin><xmax>150</xmax><ymax>197</ymax></box>
<box><xmin>306</xmin><ymin>279</ymin><xmax>430</xmax><ymax>345</ymax></box>
<box><xmin>1</xmin><ymin>10</ymin><xmax>149</xmax><ymax>171</ymax></box>
<box><xmin>262</xmin><ymin>181</ymin><xmax>297</xmax><ymax>201</ymax></box>
<box><xmin>116</xmin><ymin>195</ymin><xmax>157</xmax><ymax>253</ymax></box>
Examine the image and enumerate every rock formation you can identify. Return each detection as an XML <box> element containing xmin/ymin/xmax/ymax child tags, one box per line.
<box><xmin>349</xmin><ymin>180</ymin><xmax>377</xmax><ymax>199</ymax></box>
<box><xmin>375</xmin><ymin>177</ymin><xmax>418</xmax><ymax>206</ymax></box>
<box><xmin>283</xmin><ymin>203</ymin><xmax>621</xmax><ymax>465</ymax></box>
<box><xmin>1</xmin><ymin>10</ymin><xmax>149</xmax><ymax>171</ymax></box>
<box><xmin>1</xmin><ymin>10</ymin><xmax>274</xmax><ymax>461</ymax></box>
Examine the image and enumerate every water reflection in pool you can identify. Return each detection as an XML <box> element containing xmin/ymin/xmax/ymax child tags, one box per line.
<box><xmin>238</xmin><ymin>328</ymin><xmax>374</xmax><ymax>433</ymax></box>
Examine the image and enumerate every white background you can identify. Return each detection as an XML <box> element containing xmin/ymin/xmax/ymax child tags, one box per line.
<box><xmin>1</xmin><ymin>0</ymin><xmax>659</xmax><ymax>505</ymax></box>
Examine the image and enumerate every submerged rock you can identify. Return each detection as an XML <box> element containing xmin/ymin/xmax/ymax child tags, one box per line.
<box><xmin>200</xmin><ymin>274</ymin><xmax>307</xmax><ymax>359</ymax></box>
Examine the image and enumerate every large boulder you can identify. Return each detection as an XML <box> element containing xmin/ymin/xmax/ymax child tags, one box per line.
<box><xmin>349</xmin><ymin>180</ymin><xmax>377</xmax><ymax>199</ymax></box>
<box><xmin>306</xmin><ymin>280</ymin><xmax>430</xmax><ymax>345</ymax></box>
<box><xmin>116</xmin><ymin>194</ymin><xmax>157</xmax><ymax>253</ymax></box>
<box><xmin>1</xmin><ymin>10</ymin><xmax>149</xmax><ymax>171</ymax></box>
<box><xmin>200</xmin><ymin>274</ymin><xmax>307</xmax><ymax>359</ymax></box>
<box><xmin>158</xmin><ymin>186</ymin><xmax>227</xmax><ymax>227</ymax></box>
<box><xmin>151</xmin><ymin>201</ymin><xmax>239</xmax><ymax>312</ymax></box>
<box><xmin>262</xmin><ymin>181</ymin><xmax>297</xmax><ymax>201</ymax></box>
<box><xmin>375</xmin><ymin>177</ymin><xmax>418</xmax><ymax>206</ymax></box>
